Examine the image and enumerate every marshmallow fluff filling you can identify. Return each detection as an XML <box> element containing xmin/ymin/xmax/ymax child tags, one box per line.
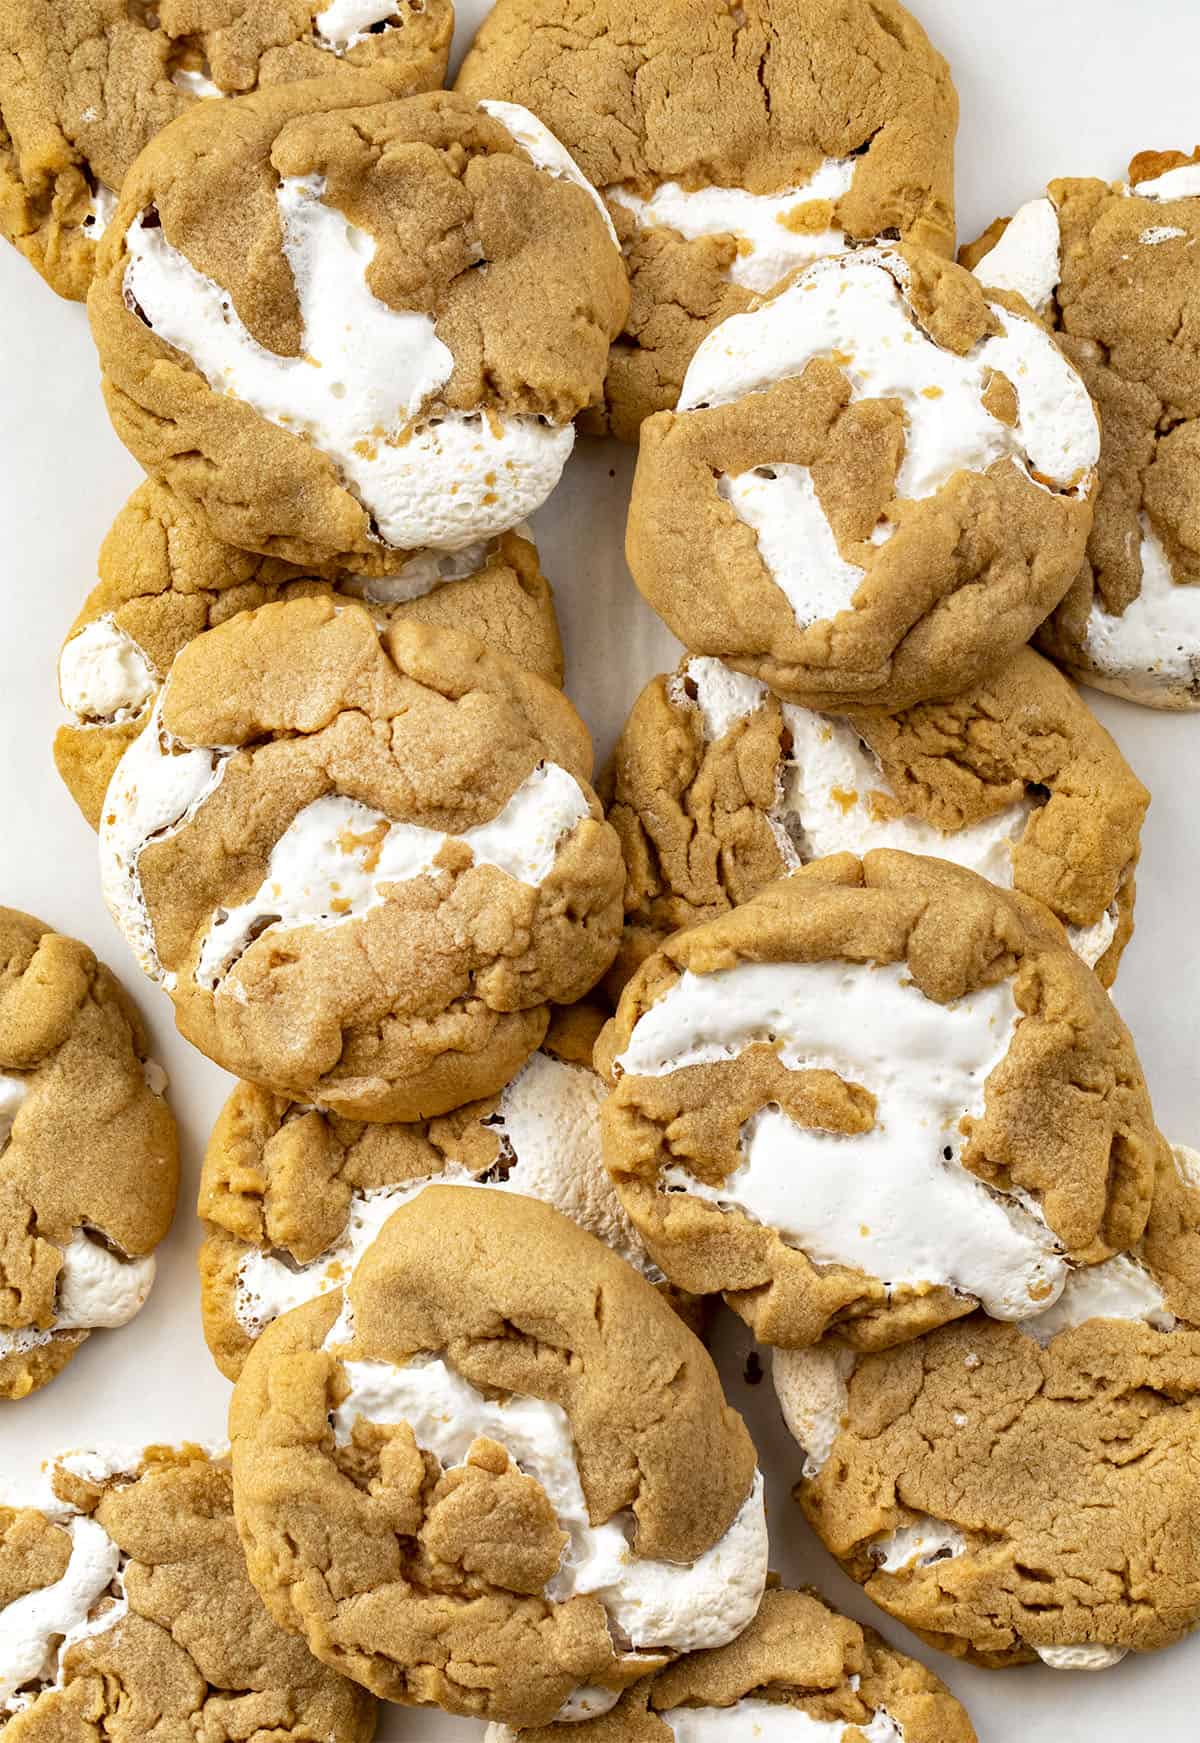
<box><xmin>327</xmin><ymin>1345</ymin><xmax>769</xmax><ymax>1662</ymax></box>
<box><xmin>607</xmin><ymin>158</ymin><xmax>855</xmax><ymax>294</ymax></box>
<box><xmin>0</xmin><ymin>1515</ymin><xmax>126</xmax><ymax>1712</ymax></box>
<box><xmin>59</xmin><ymin>615</ymin><xmax>157</xmax><ymax>726</ymax></box>
<box><xmin>616</xmin><ymin>955</ymin><xmax>1068</xmax><ymax>1319</ymax></box>
<box><xmin>678</xmin><ymin>250</ymin><xmax>1099</xmax><ymax>634</ymax></box>
<box><xmin>234</xmin><ymin>1050</ymin><xmax>655</xmax><ymax>1338</ymax></box>
<box><xmin>121</xmin><ymin>166</ymin><xmax>575</xmax><ymax>552</ymax></box>
<box><xmin>671</xmin><ymin>656</ymin><xmax>1122</xmax><ymax>969</ymax></box>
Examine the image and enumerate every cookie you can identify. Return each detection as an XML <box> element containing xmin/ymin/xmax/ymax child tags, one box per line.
<box><xmin>229</xmin><ymin>1187</ymin><xmax>767</xmax><ymax>1725</ymax></box>
<box><xmin>965</xmin><ymin>151</ymin><xmax>1200</xmax><ymax>708</ymax></box>
<box><xmin>198</xmin><ymin>1004</ymin><xmax>687</xmax><ymax>1380</ymax></box>
<box><xmin>55</xmin><ymin>478</ymin><xmax>564</xmax><ymax>831</ymax></box>
<box><xmin>596</xmin><ymin>853</ymin><xmax>1168</xmax><ymax>1351</ymax></box>
<box><xmin>456</xmin><ymin>0</ymin><xmax>957</xmax><ymax>442</ymax></box>
<box><xmin>773</xmin><ymin>1141</ymin><xmax>1200</xmax><ymax>1668</ymax></box>
<box><xmin>0</xmin><ymin>0</ymin><xmax>452</xmax><ymax>300</ymax></box>
<box><xmin>88</xmin><ymin>83</ymin><xmax>629</xmax><ymax>572</ymax></box>
<box><xmin>99</xmin><ymin>597</ymin><xmax>623</xmax><ymax>1120</ymax></box>
<box><xmin>485</xmin><ymin>1585</ymin><xmax>978</xmax><ymax>1739</ymax></box>
<box><xmin>0</xmin><ymin>1442</ymin><xmax>374</xmax><ymax>1737</ymax></box>
<box><xmin>0</xmin><ymin>907</ymin><xmax>178</xmax><ymax>1401</ymax></box>
<box><xmin>606</xmin><ymin>648</ymin><xmax>1149</xmax><ymax>994</ymax></box>
<box><xmin>626</xmin><ymin>246</ymin><xmax>1100</xmax><ymax>712</ymax></box>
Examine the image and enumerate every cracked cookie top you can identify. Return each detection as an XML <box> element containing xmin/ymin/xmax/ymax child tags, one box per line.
<box><xmin>964</xmin><ymin>150</ymin><xmax>1200</xmax><ymax>710</ymax></box>
<box><xmin>0</xmin><ymin>906</ymin><xmax>178</xmax><ymax>1402</ymax></box>
<box><xmin>456</xmin><ymin>0</ymin><xmax>957</xmax><ymax>442</ymax></box>
<box><xmin>774</xmin><ymin>1141</ymin><xmax>1200</xmax><ymax>1668</ymax></box>
<box><xmin>626</xmin><ymin>246</ymin><xmax>1100</xmax><ymax>711</ymax></box>
<box><xmin>229</xmin><ymin>1186</ymin><xmax>766</xmax><ymax>1726</ymax></box>
<box><xmin>0</xmin><ymin>1443</ymin><xmax>374</xmax><ymax>1738</ymax></box>
<box><xmin>55</xmin><ymin>478</ymin><xmax>564</xmax><ymax>832</ymax></box>
<box><xmin>606</xmin><ymin>647</ymin><xmax>1149</xmax><ymax>996</ymax></box>
<box><xmin>98</xmin><ymin>596</ymin><xmax>624</xmax><ymax>1120</ymax></box>
<box><xmin>197</xmin><ymin>1004</ymin><xmax>682</xmax><ymax>1380</ymax></box>
<box><xmin>596</xmin><ymin>852</ymin><xmax>1168</xmax><ymax>1351</ymax></box>
<box><xmin>0</xmin><ymin>0</ymin><xmax>452</xmax><ymax>300</ymax></box>
<box><xmin>88</xmin><ymin>84</ymin><xmax>629</xmax><ymax>572</ymax></box>
<box><xmin>485</xmin><ymin>1585</ymin><xmax>978</xmax><ymax>1740</ymax></box>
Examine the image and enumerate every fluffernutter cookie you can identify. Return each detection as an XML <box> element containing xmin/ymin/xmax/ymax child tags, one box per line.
<box><xmin>56</xmin><ymin>478</ymin><xmax>564</xmax><ymax>830</ymax></box>
<box><xmin>627</xmin><ymin>246</ymin><xmax>1100</xmax><ymax>711</ymax></box>
<box><xmin>457</xmin><ymin>0</ymin><xmax>957</xmax><ymax>441</ymax></box>
<box><xmin>0</xmin><ymin>1443</ymin><xmax>374</xmax><ymax>1737</ymax></box>
<box><xmin>0</xmin><ymin>907</ymin><xmax>178</xmax><ymax>1400</ymax></box>
<box><xmin>607</xmin><ymin>647</ymin><xmax>1148</xmax><ymax>992</ymax></box>
<box><xmin>229</xmin><ymin>1188</ymin><xmax>768</xmax><ymax>1725</ymax></box>
<box><xmin>597</xmin><ymin>853</ymin><xmax>1168</xmax><ymax>1350</ymax></box>
<box><xmin>89</xmin><ymin>84</ymin><xmax>628</xmax><ymax>571</ymax></box>
<box><xmin>99</xmin><ymin>598</ymin><xmax>624</xmax><ymax>1121</ymax></box>
<box><xmin>0</xmin><ymin>0</ymin><xmax>452</xmax><ymax>299</ymax></box>
<box><xmin>774</xmin><ymin>1141</ymin><xmax>1200</xmax><ymax>1669</ymax></box>
<box><xmin>966</xmin><ymin>151</ymin><xmax>1200</xmax><ymax>707</ymax></box>
<box><xmin>198</xmin><ymin>1005</ymin><xmax>687</xmax><ymax>1381</ymax></box>
<box><xmin>485</xmin><ymin>1586</ymin><xmax>978</xmax><ymax>1741</ymax></box>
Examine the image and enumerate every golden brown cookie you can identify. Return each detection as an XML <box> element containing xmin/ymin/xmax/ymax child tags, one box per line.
<box><xmin>456</xmin><ymin>0</ymin><xmax>957</xmax><ymax>442</ymax></box>
<box><xmin>55</xmin><ymin>478</ymin><xmax>564</xmax><ymax>831</ymax></box>
<box><xmin>197</xmin><ymin>1005</ymin><xmax>682</xmax><ymax>1381</ymax></box>
<box><xmin>88</xmin><ymin>83</ymin><xmax>629</xmax><ymax>572</ymax></box>
<box><xmin>99</xmin><ymin>597</ymin><xmax>623</xmax><ymax>1121</ymax></box>
<box><xmin>626</xmin><ymin>246</ymin><xmax>1101</xmax><ymax>712</ymax></box>
<box><xmin>964</xmin><ymin>151</ymin><xmax>1200</xmax><ymax>708</ymax></box>
<box><xmin>606</xmin><ymin>648</ymin><xmax>1148</xmax><ymax>996</ymax></box>
<box><xmin>0</xmin><ymin>0</ymin><xmax>452</xmax><ymax>300</ymax></box>
<box><xmin>229</xmin><ymin>1187</ymin><xmax>767</xmax><ymax>1725</ymax></box>
<box><xmin>0</xmin><ymin>1443</ymin><xmax>375</xmax><ymax>1737</ymax></box>
<box><xmin>0</xmin><ymin>907</ymin><xmax>178</xmax><ymax>1401</ymax></box>
<box><xmin>774</xmin><ymin>1141</ymin><xmax>1200</xmax><ymax>1669</ymax></box>
<box><xmin>485</xmin><ymin>1586</ymin><xmax>978</xmax><ymax>1739</ymax></box>
<box><xmin>596</xmin><ymin>853</ymin><xmax>1168</xmax><ymax>1351</ymax></box>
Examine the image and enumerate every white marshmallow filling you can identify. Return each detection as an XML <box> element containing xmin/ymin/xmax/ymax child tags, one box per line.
<box><xmin>59</xmin><ymin>614</ymin><xmax>158</xmax><ymax>727</ymax></box>
<box><xmin>678</xmin><ymin>249</ymin><xmax>1099</xmax><ymax>636</ymax></box>
<box><xmin>669</xmin><ymin>655</ymin><xmax>1124</xmax><ymax>969</ymax></box>
<box><xmin>489</xmin><ymin>1699</ymin><xmax>905</xmax><ymax>1742</ymax></box>
<box><xmin>327</xmin><ymin>1347</ymin><xmax>769</xmax><ymax>1666</ymax></box>
<box><xmin>121</xmin><ymin>169</ymin><xmax>574</xmax><ymax>553</ymax></box>
<box><xmin>616</xmin><ymin>956</ymin><xmax>1067</xmax><ymax>1320</ymax></box>
<box><xmin>0</xmin><ymin>1516</ymin><xmax>127</xmax><ymax>1713</ymax></box>
<box><xmin>233</xmin><ymin>1050</ymin><xmax>657</xmax><ymax>1338</ymax></box>
<box><xmin>0</xmin><ymin>1231</ymin><xmax>157</xmax><ymax>1362</ymax></box>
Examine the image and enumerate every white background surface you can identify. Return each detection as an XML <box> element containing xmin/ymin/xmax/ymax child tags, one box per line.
<box><xmin>1</xmin><ymin>2</ymin><xmax>1198</xmax><ymax>1738</ymax></box>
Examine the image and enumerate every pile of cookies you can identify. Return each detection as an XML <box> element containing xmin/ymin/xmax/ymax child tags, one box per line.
<box><xmin>2</xmin><ymin>0</ymin><xmax>1199</xmax><ymax>1737</ymax></box>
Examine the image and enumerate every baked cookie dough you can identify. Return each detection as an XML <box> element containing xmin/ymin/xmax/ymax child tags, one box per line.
<box><xmin>89</xmin><ymin>83</ymin><xmax>629</xmax><ymax>572</ymax></box>
<box><xmin>99</xmin><ymin>597</ymin><xmax>623</xmax><ymax>1121</ymax></box>
<box><xmin>774</xmin><ymin>1140</ymin><xmax>1200</xmax><ymax>1668</ymax></box>
<box><xmin>607</xmin><ymin>648</ymin><xmax>1149</xmax><ymax>993</ymax></box>
<box><xmin>0</xmin><ymin>1442</ymin><xmax>374</xmax><ymax>1737</ymax></box>
<box><xmin>0</xmin><ymin>0</ymin><xmax>452</xmax><ymax>300</ymax></box>
<box><xmin>55</xmin><ymin>478</ymin><xmax>564</xmax><ymax>831</ymax></box>
<box><xmin>627</xmin><ymin>246</ymin><xmax>1100</xmax><ymax>712</ymax></box>
<box><xmin>229</xmin><ymin>1187</ymin><xmax>768</xmax><ymax>1725</ymax></box>
<box><xmin>485</xmin><ymin>1586</ymin><xmax>978</xmax><ymax>1740</ymax></box>
<box><xmin>0</xmin><ymin>907</ymin><xmax>178</xmax><ymax>1401</ymax></box>
<box><xmin>456</xmin><ymin>0</ymin><xmax>958</xmax><ymax>442</ymax></box>
<box><xmin>198</xmin><ymin>1004</ymin><xmax>678</xmax><ymax>1380</ymax></box>
<box><xmin>596</xmin><ymin>853</ymin><xmax>1168</xmax><ymax>1351</ymax></box>
<box><xmin>965</xmin><ymin>151</ymin><xmax>1200</xmax><ymax>708</ymax></box>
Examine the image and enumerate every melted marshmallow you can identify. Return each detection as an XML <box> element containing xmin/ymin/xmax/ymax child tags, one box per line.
<box><xmin>719</xmin><ymin>466</ymin><xmax>866</xmax><ymax>627</ymax></box>
<box><xmin>1034</xmin><ymin>1644</ymin><xmax>1129</xmax><ymax>1671</ymax></box>
<box><xmin>0</xmin><ymin>1233</ymin><xmax>156</xmax><ymax>1361</ymax></box>
<box><xmin>971</xmin><ymin>197</ymin><xmax>1062</xmax><ymax>316</ymax></box>
<box><xmin>607</xmin><ymin>159</ymin><xmax>855</xmax><ymax>294</ymax></box>
<box><xmin>0</xmin><ymin>1073</ymin><xmax>25</xmax><ymax>1150</ymax></box>
<box><xmin>0</xmin><ymin>1517</ymin><xmax>125</xmax><ymax>1711</ymax></box>
<box><xmin>194</xmin><ymin>764</ymin><xmax>589</xmax><ymax>991</ymax></box>
<box><xmin>871</xmin><ymin>1517</ymin><xmax>967</xmax><ymax>1574</ymax></box>
<box><xmin>616</xmin><ymin>957</ymin><xmax>1066</xmax><ymax>1318</ymax></box>
<box><xmin>99</xmin><ymin>694</ymin><xmax>231</xmax><ymax>986</ymax></box>
<box><xmin>1130</xmin><ymin>163</ymin><xmax>1200</xmax><ymax>201</ymax></box>
<box><xmin>171</xmin><ymin>67</ymin><xmax>222</xmax><ymax>98</ymax></box>
<box><xmin>1141</xmin><ymin>226</ymin><xmax>1188</xmax><ymax>245</ymax></box>
<box><xmin>123</xmin><ymin>176</ymin><xmax>574</xmax><ymax>552</ymax></box>
<box><xmin>344</xmin><ymin>537</ymin><xmax>496</xmax><ymax>605</ymax></box>
<box><xmin>668</xmin><ymin>1700</ymin><xmax>902</xmax><ymax>1743</ymax></box>
<box><xmin>234</xmin><ymin>1051</ymin><xmax>653</xmax><ymax>1337</ymax></box>
<box><xmin>671</xmin><ymin>655</ymin><xmax>1122</xmax><ymax>969</ymax></box>
<box><xmin>1019</xmin><ymin>1253</ymin><xmax>1175</xmax><ymax>1344</ymax></box>
<box><xmin>480</xmin><ymin>101</ymin><xmax>618</xmax><ymax>245</ymax></box>
<box><xmin>329</xmin><ymin>1353</ymin><xmax>769</xmax><ymax>1655</ymax></box>
<box><xmin>314</xmin><ymin>0</ymin><xmax>403</xmax><ymax>52</ymax></box>
<box><xmin>771</xmin><ymin>1342</ymin><xmax>854</xmax><ymax>1478</ymax></box>
<box><xmin>59</xmin><ymin>616</ymin><xmax>157</xmax><ymax>725</ymax></box>
<box><xmin>82</xmin><ymin>184</ymin><xmax>117</xmax><ymax>241</ymax></box>
<box><xmin>1083</xmin><ymin>517</ymin><xmax>1200</xmax><ymax>700</ymax></box>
